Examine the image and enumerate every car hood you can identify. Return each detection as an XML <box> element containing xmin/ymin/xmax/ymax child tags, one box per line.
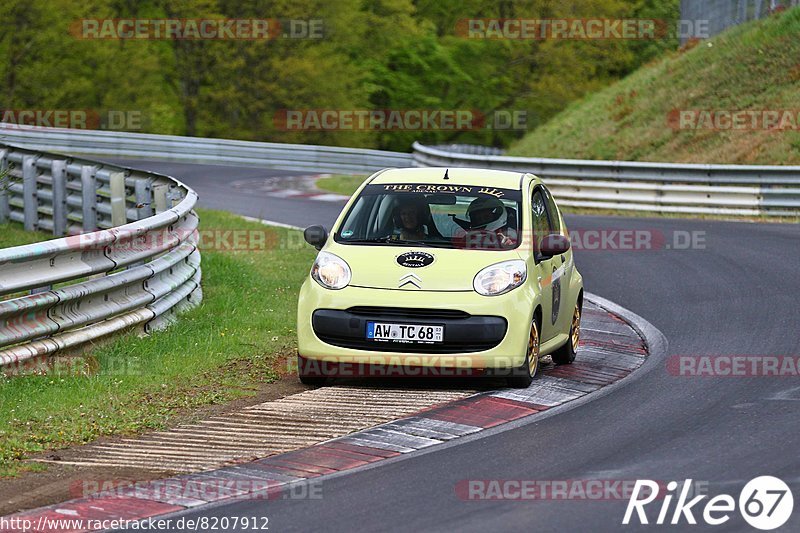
<box><xmin>325</xmin><ymin>243</ymin><xmax>524</xmax><ymax>292</ymax></box>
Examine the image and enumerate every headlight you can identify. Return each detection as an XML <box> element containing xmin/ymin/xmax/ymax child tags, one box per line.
<box><xmin>311</xmin><ymin>251</ymin><xmax>351</xmax><ymax>290</ymax></box>
<box><xmin>473</xmin><ymin>260</ymin><xmax>527</xmax><ymax>296</ymax></box>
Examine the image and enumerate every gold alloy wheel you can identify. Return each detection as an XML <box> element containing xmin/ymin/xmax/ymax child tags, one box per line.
<box><xmin>571</xmin><ymin>305</ymin><xmax>581</xmax><ymax>351</ymax></box>
<box><xmin>527</xmin><ymin>321</ymin><xmax>540</xmax><ymax>376</ymax></box>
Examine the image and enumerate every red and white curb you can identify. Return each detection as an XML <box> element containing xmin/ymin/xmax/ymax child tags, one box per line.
<box><xmin>1</xmin><ymin>295</ymin><xmax>655</xmax><ymax>532</ymax></box>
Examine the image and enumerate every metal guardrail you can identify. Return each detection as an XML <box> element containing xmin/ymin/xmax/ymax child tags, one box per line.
<box><xmin>0</xmin><ymin>125</ymin><xmax>413</xmax><ymax>174</ymax></box>
<box><xmin>680</xmin><ymin>0</ymin><xmax>800</xmax><ymax>44</ymax></box>
<box><xmin>413</xmin><ymin>143</ymin><xmax>800</xmax><ymax>216</ymax></box>
<box><xmin>2</xmin><ymin>126</ymin><xmax>797</xmax><ymax>217</ymax></box>
<box><xmin>0</xmin><ymin>142</ymin><xmax>202</xmax><ymax>368</ymax></box>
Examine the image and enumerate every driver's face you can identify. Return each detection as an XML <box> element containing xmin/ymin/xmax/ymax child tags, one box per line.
<box><xmin>399</xmin><ymin>207</ymin><xmax>419</xmax><ymax>228</ymax></box>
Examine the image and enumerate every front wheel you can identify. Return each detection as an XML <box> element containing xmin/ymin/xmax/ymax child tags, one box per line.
<box><xmin>507</xmin><ymin>319</ymin><xmax>540</xmax><ymax>388</ymax></box>
<box><xmin>297</xmin><ymin>355</ymin><xmax>327</xmax><ymax>386</ymax></box>
<box><xmin>552</xmin><ymin>302</ymin><xmax>581</xmax><ymax>365</ymax></box>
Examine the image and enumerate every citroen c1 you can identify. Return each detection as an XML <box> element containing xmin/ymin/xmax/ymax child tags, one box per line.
<box><xmin>297</xmin><ymin>167</ymin><xmax>583</xmax><ymax>388</ymax></box>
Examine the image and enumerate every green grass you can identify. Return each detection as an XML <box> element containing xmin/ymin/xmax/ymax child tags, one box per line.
<box><xmin>0</xmin><ymin>222</ymin><xmax>52</xmax><ymax>248</ymax></box>
<box><xmin>0</xmin><ymin>209</ymin><xmax>316</xmax><ymax>477</ymax></box>
<box><xmin>315</xmin><ymin>175</ymin><xmax>366</xmax><ymax>197</ymax></box>
<box><xmin>509</xmin><ymin>7</ymin><xmax>800</xmax><ymax>165</ymax></box>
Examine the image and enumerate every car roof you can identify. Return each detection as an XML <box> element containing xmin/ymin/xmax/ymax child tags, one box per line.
<box><xmin>371</xmin><ymin>167</ymin><xmax>529</xmax><ymax>190</ymax></box>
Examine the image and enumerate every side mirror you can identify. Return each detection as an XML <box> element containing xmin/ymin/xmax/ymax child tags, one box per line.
<box><xmin>304</xmin><ymin>225</ymin><xmax>328</xmax><ymax>250</ymax></box>
<box><xmin>540</xmin><ymin>233</ymin><xmax>570</xmax><ymax>259</ymax></box>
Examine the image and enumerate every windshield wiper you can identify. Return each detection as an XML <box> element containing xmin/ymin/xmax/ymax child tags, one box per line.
<box><xmin>341</xmin><ymin>237</ymin><xmax>450</xmax><ymax>248</ymax></box>
<box><xmin>390</xmin><ymin>239</ymin><xmax>451</xmax><ymax>248</ymax></box>
<box><xmin>340</xmin><ymin>237</ymin><xmax>395</xmax><ymax>244</ymax></box>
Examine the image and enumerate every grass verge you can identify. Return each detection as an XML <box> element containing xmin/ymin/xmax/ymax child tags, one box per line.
<box><xmin>0</xmin><ymin>209</ymin><xmax>316</xmax><ymax>477</ymax></box>
<box><xmin>0</xmin><ymin>222</ymin><xmax>51</xmax><ymax>248</ymax></box>
<box><xmin>315</xmin><ymin>174</ymin><xmax>365</xmax><ymax>197</ymax></box>
<box><xmin>509</xmin><ymin>7</ymin><xmax>800</xmax><ymax>165</ymax></box>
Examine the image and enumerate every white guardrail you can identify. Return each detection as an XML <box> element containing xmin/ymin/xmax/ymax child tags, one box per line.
<box><xmin>412</xmin><ymin>143</ymin><xmax>800</xmax><ymax>217</ymax></box>
<box><xmin>2</xmin><ymin>125</ymin><xmax>797</xmax><ymax>217</ymax></box>
<box><xmin>0</xmin><ymin>125</ymin><xmax>412</xmax><ymax>175</ymax></box>
<box><xmin>0</xmin><ymin>141</ymin><xmax>201</xmax><ymax>368</ymax></box>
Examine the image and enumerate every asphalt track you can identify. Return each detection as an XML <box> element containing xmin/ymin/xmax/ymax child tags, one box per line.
<box><xmin>109</xmin><ymin>160</ymin><xmax>800</xmax><ymax>532</ymax></box>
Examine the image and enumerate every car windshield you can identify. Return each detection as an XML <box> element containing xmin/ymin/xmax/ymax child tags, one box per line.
<box><xmin>334</xmin><ymin>183</ymin><xmax>523</xmax><ymax>250</ymax></box>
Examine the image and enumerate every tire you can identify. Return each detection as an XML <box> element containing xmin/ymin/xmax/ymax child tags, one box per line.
<box><xmin>552</xmin><ymin>302</ymin><xmax>581</xmax><ymax>365</ymax></box>
<box><xmin>507</xmin><ymin>319</ymin><xmax>540</xmax><ymax>388</ymax></box>
<box><xmin>297</xmin><ymin>355</ymin><xmax>327</xmax><ymax>386</ymax></box>
<box><xmin>299</xmin><ymin>374</ymin><xmax>327</xmax><ymax>386</ymax></box>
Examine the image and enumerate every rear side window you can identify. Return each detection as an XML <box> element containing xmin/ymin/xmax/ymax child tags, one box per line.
<box><xmin>542</xmin><ymin>186</ymin><xmax>561</xmax><ymax>234</ymax></box>
<box><xmin>531</xmin><ymin>188</ymin><xmax>552</xmax><ymax>260</ymax></box>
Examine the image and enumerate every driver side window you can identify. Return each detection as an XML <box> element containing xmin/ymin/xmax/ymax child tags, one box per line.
<box><xmin>531</xmin><ymin>188</ymin><xmax>553</xmax><ymax>263</ymax></box>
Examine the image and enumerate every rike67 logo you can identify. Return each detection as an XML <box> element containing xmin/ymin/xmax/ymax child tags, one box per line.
<box><xmin>624</xmin><ymin>477</ymin><xmax>793</xmax><ymax>530</ymax></box>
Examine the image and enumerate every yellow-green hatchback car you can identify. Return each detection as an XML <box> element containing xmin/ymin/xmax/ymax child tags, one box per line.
<box><xmin>297</xmin><ymin>167</ymin><xmax>583</xmax><ymax>388</ymax></box>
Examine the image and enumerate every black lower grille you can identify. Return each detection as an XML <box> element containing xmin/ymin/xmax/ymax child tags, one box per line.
<box><xmin>312</xmin><ymin>308</ymin><xmax>507</xmax><ymax>354</ymax></box>
<box><xmin>314</xmin><ymin>334</ymin><xmax>500</xmax><ymax>354</ymax></box>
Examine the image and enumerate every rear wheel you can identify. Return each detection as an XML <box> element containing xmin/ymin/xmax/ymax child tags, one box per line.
<box><xmin>507</xmin><ymin>319</ymin><xmax>540</xmax><ymax>388</ymax></box>
<box><xmin>552</xmin><ymin>302</ymin><xmax>581</xmax><ymax>365</ymax></box>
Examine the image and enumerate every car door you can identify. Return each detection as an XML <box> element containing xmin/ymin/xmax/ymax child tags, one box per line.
<box><xmin>529</xmin><ymin>186</ymin><xmax>558</xmax><ymax>342</ymax></box>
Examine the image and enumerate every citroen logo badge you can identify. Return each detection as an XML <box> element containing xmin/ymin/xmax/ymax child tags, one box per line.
<box><xmin>399</xmin><ymin>273</ymin><xmax>422</xmax><ymax>289</ymax></box>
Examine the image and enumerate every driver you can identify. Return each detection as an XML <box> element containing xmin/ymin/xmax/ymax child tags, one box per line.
<box><xmin>392</xmin><ymin>195</ymin><xmax>429</xmax><ymax>241</ymax></box>
<box><xmin>466</xmin><ymin>196</ymin><xmax>517</xmax><ymax>248</ymax></box>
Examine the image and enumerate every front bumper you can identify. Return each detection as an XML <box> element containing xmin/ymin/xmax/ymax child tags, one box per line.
<box><xmin>312</xmin><ymin>308</ymin><xmax>507</xmax><ymax>353</ymax></box>
<box><xmin>297</xmin><ymin>281</ymin><xmax>536</xmax><ymax>369</ymax></box>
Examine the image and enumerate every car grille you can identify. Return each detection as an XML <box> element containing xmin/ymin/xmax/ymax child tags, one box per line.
<box><xmin>312</xmin><ymin>308</ymin><xmax>506</xmax><ymax>354</ymax></box>
<box><xmin>314</xmin><ymin>333</ymin><xmax>500</xmax><ymax>354</ymax></box>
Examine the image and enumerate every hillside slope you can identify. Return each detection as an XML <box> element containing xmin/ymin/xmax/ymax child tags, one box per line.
<box><xmin>509</xmin><ymin>7</ymin><xmax>800</xmax><ymax>165</ymax></box>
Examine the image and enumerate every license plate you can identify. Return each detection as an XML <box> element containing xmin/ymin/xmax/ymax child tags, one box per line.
<box><xmin>366</xmin><ymin>322</ymin><xmax>444</xmax><ymax>344</ymax></box>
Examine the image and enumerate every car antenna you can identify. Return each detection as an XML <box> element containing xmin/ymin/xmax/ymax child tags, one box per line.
<box><xmin>444</xmin><ymin>168</ymin><xmax>449</xmax><ymax>180</ymax></box>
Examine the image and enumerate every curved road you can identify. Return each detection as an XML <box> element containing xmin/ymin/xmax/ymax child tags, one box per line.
<box><xmin>112</xmin><ymin>160</ymin><xmax>800</xmax><ymax>532</ymax></box>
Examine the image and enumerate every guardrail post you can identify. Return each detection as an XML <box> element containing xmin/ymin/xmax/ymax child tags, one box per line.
<box><xmin>134</xmin><ymin>178</ymin><xmax>153</xmax><ymax>219</ymax></box>
<box><xmin>51</xmin><ymin>160</ymin><xmax>68</xmax><ymax>237</ymax></box>
<box><xmin>109</xmin><ymin>171</ymin><xmax>127</xmax><ymax>226</ymax></box>
<box><xmin>0</xmin><ymin>149</ymin><xmax>8</xmax><ymax>223</ymax></box>
<box><xmin>153</xmin><ymin>184</ymin><xmax>168</xmax><ymax>213</ymax></box>
<box><xmin>167</xmin><ymin>185</ymin><xmax>182</xmax><ymax>207</ymax></box>
<box><xmin>80</xmin><ymin>165</ymin><xmax>98</xmax><ymax>231</ymax></box>
<box><xmin>22</xmin><ymin>156</ymin><xmax>38</xmax><ymax>231</ymax></box>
